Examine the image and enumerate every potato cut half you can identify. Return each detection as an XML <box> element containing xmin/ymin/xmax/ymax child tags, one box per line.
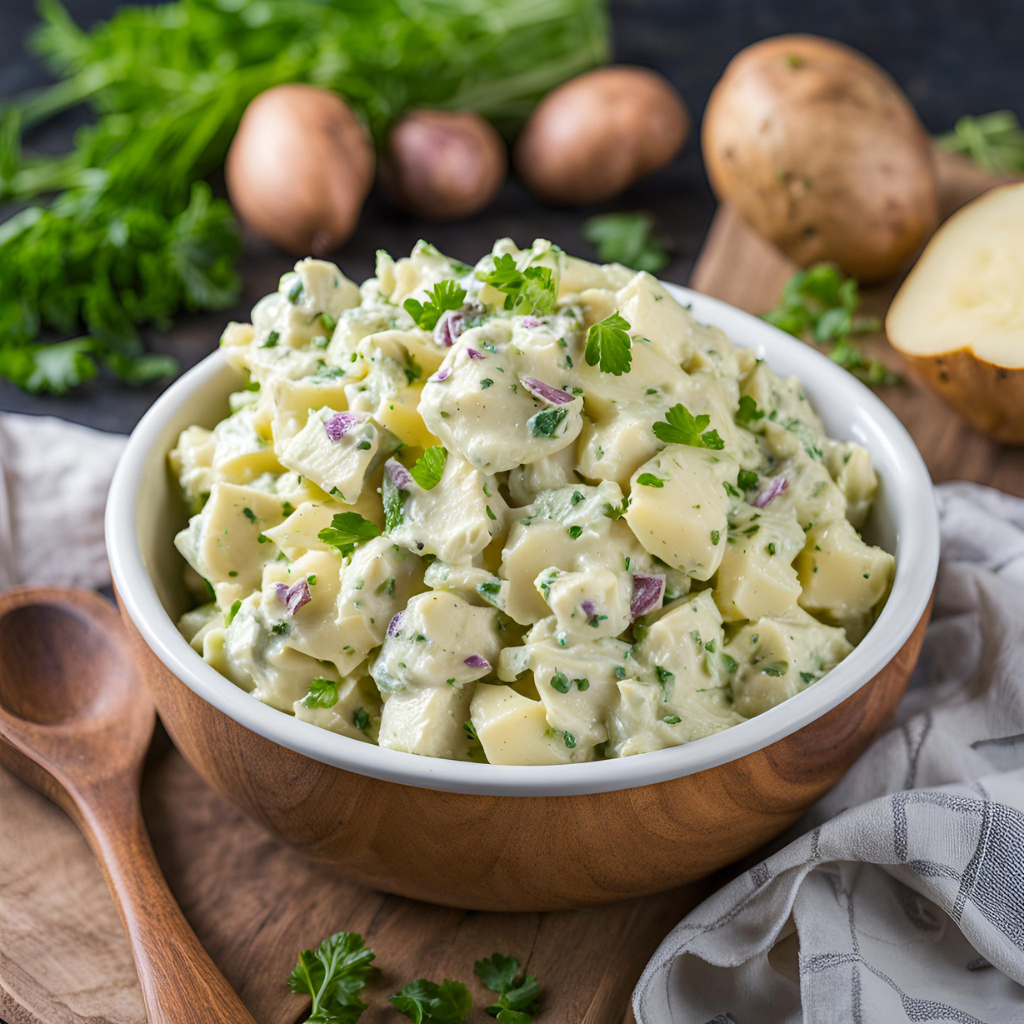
<box><xmin>887</xmin><ymin>183</ymin><xmax>1024</xmax><ymax>443</ymax></box>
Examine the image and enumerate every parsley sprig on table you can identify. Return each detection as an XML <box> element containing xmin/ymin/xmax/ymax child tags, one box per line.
<box><xmin>581</xmin><ymin>211</ymin><xmax>670</xmax><ymax>273</ymax></box>
<box><xmin>653</xmin><ymin>403</ymin><xmax>725</xmax><ymax>450</ymax></box>
<box><xmin>475</xmin><ymin>953</ymin><xmax>541</xmax><ymax>1022</ymax></box>
<box><xmin>761</xmin><ymin>263</ymin><xmax>903</xmax><ymax>387</ymax></box>
<box><xmin>936</xmin><ymin>110</ymin><xmax>1024</xmax><ymax>174</ymax></box>
<box><xmin>287</xmin><ymin>931</ymin><xmax>380</xmax><ymax>1024</ymax></box>
<box><xmin>390</xmin><ymin>978</ymin><xmax>473</xmax><ymax>1024</ymax></box>
<box><xmin>0</xmin><ymin>0</ymin><xmax>609</xmax><ymax>393</ymax></box>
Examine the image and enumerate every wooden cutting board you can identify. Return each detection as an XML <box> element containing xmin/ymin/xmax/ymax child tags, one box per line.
<box><xmin>1</xmin><ymin>150</ymin><xmax>1021</xmax><ymax>1024</ymax></box>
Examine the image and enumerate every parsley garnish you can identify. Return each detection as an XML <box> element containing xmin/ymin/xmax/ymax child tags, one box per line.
<box><xmin>403</xmin><ymin>280</ymin><xmax>467</xmax><ymax>331</ymax></box>
<box><xmin>482</xmin><ymin>254</ymin><xmax>557</xmax><ymax>316</ymax></box>
<box><xmin>550</xmin><ymin>671</ymin><xmax>571</xmax><ymax>693</ymax></box>
<box><xmin>353</xmin><ymin>707</ymin><xmax>370</xmax><ymax>731</ymax></box>
<box><xmin>737</xmin><ymin>469</ymin><xmax>758</xmax><ymax>490</ymax></box>
<box><xmin>318</xmin><ymin>512</ymin><xmax>382</xmax><ymax>558</ymax></box>
<box><xmin>227</xmin><ymin>599</ymin><xmax>242</xmax><ymax>625</ymax></box>
<box><xmin>762</xmin><ymin>264</ymin><xmax>903</xmax><ymax>387</ymax></box>
<box><xmin>735</xmin><ymin>395</ymin><xmax>764</xmax><ymax>425</ymax></box>
<box><xmin>302</xmin><ymin>677</ymin><xmax>339</xmax><ymax>709</ymax></box>
<box><xmin>391</xmin><ymin>978</ymin><xmax>472</xmax><ymax>1024</ymax></box>
<box><xmin>653</xmin><ymin>403</ymin><xmax>725</xmax><ymax>449</ymax></box>
<box><xmin>383</xmin><ymin>474</ymin><xmax>406</xmax><ymax>533</ymax></box>
<box><xmin>584</xmin><ymin>311</ymin><xmax>632</xmax><ymax>375</ymax></box>
<box><xmin>528</xmin><ymin>407</ymin><xmax>568</xmax><ymax>438</ymax></box>
<box><xmin>761</xmin><ymin>661</ymin><xmax>789</xmax><ymax>677</ymax></box>
<box><xmin>636</xmin><ymin>472</ymin><xmax>664</xmax><ymax>488</ymax></box>
<box><xmin>287</xmin><ymin>930</ymin><xmax>379</xmax><ymax>1024</ymax></box>
<box><xmin>474</xmin><ymin>953</ymin><xmax>541</xmax><ymax>1021</ymax></box>
<box><xmin>408</xmin><ymin>446</ymin><xmax>448</xmax><ymax>490</ymax></box>
<box><xmin>580</xmin><ymin>211</ymin><xmax>670</xmax><ymax>272</ymax></box>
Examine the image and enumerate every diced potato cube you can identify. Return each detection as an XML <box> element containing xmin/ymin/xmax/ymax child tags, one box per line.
<box><xmin>379</xmin><ymin>684</ymin><xmax>474</xmax><ymax>759</ymax></box>
<box><xmin>470</xmin><ymin>684</ymin><xmax>584</xmax><ymax>765</ymax></box>
<box><xmin>625</xmin><ymin>446</ymin><xmax>734</xmax><ymax>580</ymax></box>
<box><xmin>796</xmin><ymin>518</ymin><xmax>895</xmax><ymax>642</ymax></box>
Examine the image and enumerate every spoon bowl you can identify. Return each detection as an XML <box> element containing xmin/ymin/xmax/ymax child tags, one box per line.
<box><xmin>0</xmin><ymin>586</ymin><xmax>256</xmax><ymax>1024</ymax></box>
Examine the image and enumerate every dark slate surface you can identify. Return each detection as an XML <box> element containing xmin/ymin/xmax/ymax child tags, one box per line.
<box><xmin>1</xmin><ymin>0</ymin><xmax>1020</xmax><ymax>433</ymax></box>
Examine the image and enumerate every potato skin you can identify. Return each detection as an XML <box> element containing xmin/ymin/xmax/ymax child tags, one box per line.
<box><xmin>226</xmin><ymin>84</ymin><xmax>374</xmax><ymax>256</ymax></box>
<box><xmin>702</xmin><ymin>35</ymin><xmax>939</xmax><ymax>282</ymax></box>
<box><xmin>384</xmin><ymin>110</ymin><xmax>506</xmax><ymax>220</ymax></box>
<box><xmin>515</xmin><ymin>66</ymin><xmax>689</xmax><ymax>205</ymax></box>
<box><xmin>906</xmin><ymin>351</ymin><xmax>1024</xmax><ymax>445</ymax></box>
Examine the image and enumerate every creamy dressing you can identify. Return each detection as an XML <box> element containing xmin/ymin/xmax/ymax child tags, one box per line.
<box><xmin>171</xmin><ymin>238</ymin><xmax>894</xmax><ymax>765</ymax></box>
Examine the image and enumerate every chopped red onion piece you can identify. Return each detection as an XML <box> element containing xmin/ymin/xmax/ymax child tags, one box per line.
<box><xmin>521</xmin><ymin>376</ymin><xmax>575</xmax><ymax>405</ymax></box>
<box><xmin>630</xmin><ymin>574</ymin><xmax>666</xmax><ymax>619</ymax></box>
<box><xmin>386</xmin><ymin>457</ymin><xmax>414</xmax><ymax>491</ymax></box>
<box><xmin>323</xmin><ymin>411</ymin><xmax>365</xmax><ymax>442</ymax></box>
<box><xmin>581</xmin><ymin>599</ymin><xmax>598</xmax><ymax>623</ymax></box>
<box><xmin>386</xmin><ymin>611</ymin><xmax>404</xmax><ymax>638</ymax></box>
<box><xmin>273</xmin><ymin>578</ymin><xmax>312</xmax><ymax>615</ymax></box>
<box><xmin>521</xmin><ymin>316</ymin><xmax>542</xmax><ymax>328</ymax></box>
<box><xmin>754</xmin><ymin>476</ymin><xmax>788</xmax><ymax>509</ymax></box>
<box><xmin>434</xmin><ymin>309</ymin><xmax>465</xmax><ymax>347</ymax></box>
<box><xmin>429</xmin><ymin>366</ymin><xmax>451</xmax><ymax>383</ymax></box>
<box><xmin>463</xmin><ymin>654</ymin><xmax>491</xmax><ymax>670</ymax></box>
<box><xmin>466</xmin><ymin>348</ymin><xmax>485</xmax><ymax>360</ymax></box>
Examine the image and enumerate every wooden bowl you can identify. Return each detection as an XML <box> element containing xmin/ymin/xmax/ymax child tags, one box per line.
<box><xmin>108</xmin><ymin>283</ymin><xmax>939</xmax><ymax>911</ymax></box>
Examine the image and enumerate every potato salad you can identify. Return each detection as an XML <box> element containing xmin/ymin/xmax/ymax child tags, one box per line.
<box><xmin>171</xmin><ymin>238</ymin><xmax>895</xmax><ymax>765</ymax></box>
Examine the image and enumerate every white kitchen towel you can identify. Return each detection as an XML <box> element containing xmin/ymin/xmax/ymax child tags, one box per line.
<box><xmin>634</xmin><ymin>482</ymin><xmax>1024</xmax><ymax>1024</ymax></box>
<box><xmin>0</xmin><ymin>413</ymin><xmax>125</xmax><ymax>590</ymax></box>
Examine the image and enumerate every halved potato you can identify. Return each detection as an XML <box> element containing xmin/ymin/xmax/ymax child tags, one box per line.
<box><xmin>886</xmin><ymin>183</ymin><xmax>1024</xmax><ymax>444</ymax></box>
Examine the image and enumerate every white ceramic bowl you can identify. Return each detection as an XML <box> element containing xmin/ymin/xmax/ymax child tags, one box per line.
<box><xmin>107</xmin><ymin>283</ymin><xmax>939</xmax><ymax>799</ymax></box>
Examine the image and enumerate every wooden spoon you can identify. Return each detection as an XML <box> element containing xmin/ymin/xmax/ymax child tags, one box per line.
<box><xmin>0</xmin><ymin>586</ymin><xmax>256</xmax><ymax>1024</ymax></box>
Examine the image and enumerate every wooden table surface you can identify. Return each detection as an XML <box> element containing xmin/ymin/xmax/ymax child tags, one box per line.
<box><xmin>2</xmin><ymin>4</ymin><xmax>1024</xmax><ymax>1022</ymax></box>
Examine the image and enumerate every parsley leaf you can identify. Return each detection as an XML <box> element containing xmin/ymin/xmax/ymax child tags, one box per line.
<box><xmin>287</xmin><ymin>931</ymin><xmax>379</xmax><ymax>1024</ymax></box>
<box><xmin>474</xmin><ymin>953</ymin><xmax>541</xmax><ymax>1020</ymax></box>
<box><xmin>383</xmin><ymin>473</ymin><xmax>407</xmax><ymax>533</ymax></box>
<box><xmin>302</xmin><ymin>677</ymin><xmax>339</xmax><ymax>709</ymax></box>
<box><xmin>584</xmin><ymin>311</ymin><xmax>632</xmax><ymax>375</ymax></box>
<box><xmin>403</xmin><ymin>280</ymin><xmax>467</xmax><ymax>331</ymax></box>
<box><xmin>528</xmin><ymin>406</ymin><xmax>568</xmax><ymax>438</ymax></box>
<box><xmin>761</xmin><ymin>264</ymin><xmax>903</xmax><ymax>387</ymax></box>
<box><xmin>317</xmin><ymin>512</ymin><xmax>382</xmax><ymax>558</ymax></box>
<box><xmin>408</xmin><ymin>446</ymin><xmax>448</xmax><ymax>490</ymax></box>
<box><xmin>390</xmin><ymin>978</ymin><xmax>472</xmax><ymax>1024</ymax></box>
<box><xmin>581</xmin><ymin>211</ymin><xmax>670</xmax><ymax>272</ymax></box>
<box><xmin>735</xmin><ymin>395</ymin><xmax>764</xmax><ymax>425</ymax></box>
<box><xmin>636</xmin><ymin>472</ymin><xmax>664</xmax><ymax>488</ymax></box>
<box><xmin>482</xmin><ymin>254</ymin><xmax>557</xmax><ymax>316</ymax></box>
<box><xmin>653</xmin><ymin>404</ymin><xmax>725</xmax><ymax>450</ymax></box>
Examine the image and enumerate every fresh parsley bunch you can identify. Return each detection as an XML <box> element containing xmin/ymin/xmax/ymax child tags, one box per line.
<box><xmin>0</xmin><ymin>0</ymin><xmax>609</xmax><ymax>393</ymax></box>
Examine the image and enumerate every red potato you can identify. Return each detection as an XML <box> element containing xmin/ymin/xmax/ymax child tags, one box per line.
<box><xmin>514</xmin><ymin>66</ymin><xmax>689</xmax><ymax>205</ymax></box>
<box><xmin>384</xmin><ymin>109</ymin><xmax>507</xmax><ymax>220</ymax></box>
<box><xmin>226</xmin><ymin>84</ymin><xmax>375</xmax><ymax>256</ymax></box>
<box><xmin>702</xmin><ymin>35</ymin><xmax>939</xmax><ymax>282</ymax></box>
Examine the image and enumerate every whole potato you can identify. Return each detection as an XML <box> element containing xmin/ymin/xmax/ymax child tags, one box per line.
<box><xmin>226</xmin><ymin>84</ymin><xmax>374</xmax><ymax>256</ymax></box>
<box><xmin>702</xmin><ymin>36</ymin><xmax>938</xmax><ymax>282</ymax></box>
<box><xmin>515</xmin><ymin>66</ymin><xmax>689</xmax><ymax>205</ymax></box>
<box><xmin>383</xmin><ymin>110</ymin><xmax>506</xmax><ymax>220</ymax></box>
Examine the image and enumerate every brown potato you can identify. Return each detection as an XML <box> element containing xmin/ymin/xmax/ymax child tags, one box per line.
<box><xmin>702</xmin><ymin>36</ymin><xmax>939</xmax><ymax>282</ymax></box>
<box><xmin>226</xmin><ymin>84</ymin><xmax>374</xmax><ymax>256</ymax></box>
<box><xmin>887</xmin><ymin>183</ymin><xmax>1024</xmax><ymax>443</ymax></box>
<box><xmin>383</xmin><ymin>109</ymin><xmax>506</xmax><ymax>220</ymax></box>
<box><xmin>514</xmin><ymin>66</ymin><xmax>689</xmax><ymax>205</ymax></box>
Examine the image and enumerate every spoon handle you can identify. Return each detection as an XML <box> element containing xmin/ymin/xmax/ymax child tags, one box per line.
<box><xmin>75</xmin><ymin>778</ymin><xmax>257</xmax><ymax>1024</ymax></box>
